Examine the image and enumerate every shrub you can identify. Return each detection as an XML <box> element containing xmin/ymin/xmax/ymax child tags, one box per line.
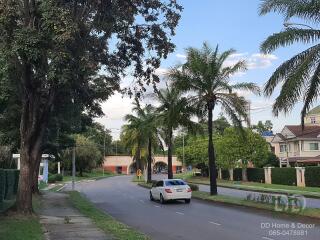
<box><xmin>188</xmin><ymin>183</ymin><xmax>199</xmax><ymax>191</ymax></box>
<box><xmin>4</xmin><ymin>170</ymin><xmax>16</xmax><ymax>200</ymax></box>
<box><xmin>48</xmin><ymin>174</ymin><xmax>63</xmax><ymax>183</ymax></box>
<box><xmin>271</xmin><ymin>168</ymin><xmax>296</xmax><ymax>186</ymax></box>
<box><xmin>233</xmin><ymin>168</ymin><xmax>242</xmax><ymax>181</ymax></box>
<box><xmin>0</xmin><ymin>169</ymin><xmax>5</xmax><ymax>202</ymax></box>
<box><xmin>247</xmin><ymin>168</ymin><xmax>265</xmax><ymax>183</ymax></box>
<box><xmin>55</xmin><ymin>174</ymin><xmax>63</xmax><ymax>182</ymax></box>
<box><xmin>305</xmin><ymin>166</ymin><xmax>320</xmax><ymax>187</ymax></box>
<box><xmin>221</xmin><ymin>169</ymin><xmax>229</xmax><ymax>180</ymax></box>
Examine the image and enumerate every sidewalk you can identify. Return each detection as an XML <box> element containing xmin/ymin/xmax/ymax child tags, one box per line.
<box><xmin>39</xmin><ymin>191</ymin><xmax>113</xmax><ymax>240</ymax></box>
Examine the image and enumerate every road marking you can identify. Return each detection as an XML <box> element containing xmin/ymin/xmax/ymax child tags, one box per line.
<box><xmin>153</xmin><ymin>205</ymin><xmax>160</xmax><ymax>208</ymax></box>
<box><xmin>209</xmin><ymin>221</ymin><xmax>221</xmax><ymax>226</ymax></box>
<box><xmin>262</xmin><ymin>237</ymin><xmax>274</xmax><ymax>240</ymax></box>
<box><xmin>175</xmin><ymin>211</ymin><xmax>184</xmax><ymax>215</ymax></box>
<box><xmin>56</xmin><ymin>185</ymin><xmax>66</xmax><ymax>192</ymax></box>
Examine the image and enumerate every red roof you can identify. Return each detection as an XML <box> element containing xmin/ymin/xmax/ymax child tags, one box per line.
<box><xmin>286</xmin><ymin>125</ymin><xmax>320</xmax><ymax>138</ymax></box>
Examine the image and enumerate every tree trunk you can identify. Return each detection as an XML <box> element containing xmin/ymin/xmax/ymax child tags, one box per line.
<box><xmin>16</xmin><ymin>150</ymin><xmax>33</xmax><ymax>214</ymax></box>
<box><xmin>242</xmin><ymin>168</ymin><xmax>248</xmax><ymax>182</ymax></box>
<box><xmin>147</xmin><ymin>137</ymin><xmax>152</xmax><ymax>183</ymax></box>
<box><xmin>208</xmin><ymin>103</ymin><xmax>217</xmax><ymax>195</ymax></box>
<box><xmin>32</xmin><ymin>152</ymin><xmax>42</xmax><ymax>194</ymax></box>
<box><xmin>167</xmin><ymin>129</ymin><xmax>173</xmax><ymax>179</ymax></box>
<box><xmin>136</xmin><ymin>144</ymin><xmax>141</xmax><ymax>172</ymax></box>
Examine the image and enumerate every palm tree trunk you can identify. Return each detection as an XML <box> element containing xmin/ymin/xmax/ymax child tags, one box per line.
<box><xmin>208</xmin><ymin>103</ymin><xmax>217</xmax><ymax>195</ymax></box>
<box><xmin>147</xmin><ymin>137</ymin><xmax>152</xmax><ymax>183</ymax></box>
<box><xmin>167</xmin><ymin>129</ymin><xmax>173</xmax><ymax>179</ymax></box>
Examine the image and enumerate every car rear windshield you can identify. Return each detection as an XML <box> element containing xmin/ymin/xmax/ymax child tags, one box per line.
<box><xmin>165</xmin><ymin>180</ymin><xmax>186</xmax><ymax>186</ymax></box>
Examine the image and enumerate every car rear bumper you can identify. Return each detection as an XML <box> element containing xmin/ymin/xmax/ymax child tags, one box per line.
<box><xmin>163</xmin><ymin>192</ymin><xmax>191</xmax><ymax>200</ymax></box>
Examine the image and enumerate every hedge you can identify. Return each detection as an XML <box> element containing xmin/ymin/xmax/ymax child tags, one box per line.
<box><xmin>233</xmin><ymin>168</ymin><xmax>242</xmax><ymax>181</ymax></box>
<box><xmin>247</xmin><ymin>168</ymin><xmax>265</xmax><ymax>183</ymax></box>
<box><xmin>0</xmin><ymin>169</ymin><xmax>5</xmax><ymax>203</ymax></box>
<box><xmin>48</xmin><ymin>174</ymin><xmax>63</xmax><ymax>183</ymax></box>
<box><xmin>271</xmin><ymin>167</ymin><xmax>296</xmax><ymax>186</ymax></box>
<box><xmin>305</xmin><ymin>166</ymin><xmax>320</xmax><ymax>187</ymax></box>
<box><xmin>0</xmin><ymin>169</ymin><xmax>20</xmax><ymax>202</ymax></box>
<box><xmin>221</xmin><ymin>169</ymin><xmax>229</xmax><ymax>180</ymax></box>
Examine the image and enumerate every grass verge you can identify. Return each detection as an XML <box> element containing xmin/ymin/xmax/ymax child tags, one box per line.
<box><xmin>0</xmin><ymin>195</ymin><xmax>43</xmax><ymax>240</ymax></box>
<box><xmin>69</xmin><ymin>191</ymin><xmax>150</xmax><ymax>240</ymax></box>
<box><xmin>186</xmin><ymin>176</ymin><xmax>320</xmax><ymax>198</ymax></box>
<box><xmin>137</xmin><ymin>182</ymin><xmax>320</xmax><ymax>220</ymax></box>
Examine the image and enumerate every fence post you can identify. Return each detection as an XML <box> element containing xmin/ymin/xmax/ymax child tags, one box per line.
<box><xmin>218</xmin><ymin>168</ymin><xmax>222</xmax><ymax>179</ymax></box>
<box><xmin>295</xmin><ymin>167</ymin><xmax>306</xmax><ymax>187</ymax></box>
<box><xmin>264</xmin><ymin>167</ymin><xmax>273</xmax><ymax>184</ymax></box>
<box><xmin>228</xmin><ymin>168</ymin><xmax>234</xmax><ymax>181</ymax></box>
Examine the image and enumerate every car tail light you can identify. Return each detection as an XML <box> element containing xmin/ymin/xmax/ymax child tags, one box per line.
<box><xmin>187</xmin><ymin>188</ymin><xmax>192</xmax><ymax>192</ymax></box>
<box><xmin>165</xmin><ymin>188</ymin><xmax>172</xmax><ymax>193</ymax></box>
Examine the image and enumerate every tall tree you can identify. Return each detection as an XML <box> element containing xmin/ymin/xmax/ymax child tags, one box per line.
<box><xmin>0</xmin><ymin>0</ymin><xmax>182</xmax><ymax>214</ymax></box>
<box><xmin>259</xmin><ymin>0</ymin><xmax>320</xmax><ymax>124</ymax></box>
<box><xmin>171</xmin><ymin>43</ymin><xmax>260</xmax><ymax>195</ymax></box>
<box><xmin>122</xmin><ymin>100</ymin><xmax>159</xmax><ymax>182</ymax></box>
<box><xmin>155</xmin><ymin>84</ymin><xmax>197</xmax><ymax>179</ymax></box>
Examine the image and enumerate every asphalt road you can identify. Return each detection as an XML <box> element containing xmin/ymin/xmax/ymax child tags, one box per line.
<box><xmin>65</xmin><ymin>175</ymin><xmax>320</xmax><ymax>240</ymax></box>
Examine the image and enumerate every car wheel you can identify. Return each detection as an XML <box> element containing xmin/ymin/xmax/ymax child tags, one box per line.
<box><xmin>185</xmin><ymin>199</ymin><xmax>191</xmax><ymax>204</ymax></box>
<box><xmin>160</xmin><ymin>194</ymin><xmax>165</xmax><ymax>204</ymax></box>
<box><xmin>149</xmin><ymin>191</ymin><xmax>154</xmax><ymax>201</ymax></box>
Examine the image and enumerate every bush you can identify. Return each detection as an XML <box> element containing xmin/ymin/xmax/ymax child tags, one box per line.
<box><xmin>188</xmin><ymin>183</ymin><xmax>199</xmax><ymax>191</ymax></box>
<box><xmin>48</xmin><ymin>174</ymin><xmax>63</xmax><ymax>183</ymax></box>
<box><xmin>247</xmin><ymin>168</ymin><xmax>265</xmax><ymax>183</ymax></box>
<box><xmin>0</xmin><ymin>169</ymin><xmax>5</xmax><ymax>203</ymax></box>
<box><xmin>233</xmin><ymin>168</ymin><xmax>242</xmax><ymax>181</ymax></box>
<box><xmin>271</xmin><ymin>168</ymin><xmax>296</xmax><ymax>186</ymax></box>
<box><xmin>305</xmin><ymin>166</ymin><xmax>320</xmax><ymax>187</ymax></box>
<box><xmin>221</xmin><ymin>169</ymin><xmax>229</xmax><ymax>180</ymax></box>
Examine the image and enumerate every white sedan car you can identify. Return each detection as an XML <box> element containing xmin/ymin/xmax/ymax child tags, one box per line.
<box><xmin>150</xmin><ymin>179</ymin><xmax>192</xmax><ymax>204</ymax></box>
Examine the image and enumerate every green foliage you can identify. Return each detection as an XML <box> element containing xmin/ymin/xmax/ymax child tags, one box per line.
<box><xmin>271</xmin><ymin>168</ymin><xmax>296</xmax><ymax>186</ymax></box>
<box><xmin>0</xmin><ymin>169</ymin><xmax>19</xmax><ymax>200</ymax></box>
<box><xmin>216</xmin><ymin>128</ymin><xmax>270</xmax><ymax>168</ymax></box>
<box><xmin>247</xmin><ymin>168</ymin><xmax>265</xmax><ymax>183</ymax></box>
<box><xmin>62</xmin><ymin>135</ymin><xmax>102</xmax><ymax>176</ymax></box>
<box><xmin>252</xmin><ymin>120</ymin><xmax>273</xmax><ymax>134</ymax></box>
<box><xmin>260</xmin><ymin>0</ymin><xmax>320</xmax><ymax>123</ymax></box>
<box><xmin>48</xmin><ymin>173</ymin><xmax>63</xmax><ymax>183</ymax></box>
<box><xmin>305</xmin><ymin>166</ymin><xmax>320</xmax><ymax>187</ymax></box>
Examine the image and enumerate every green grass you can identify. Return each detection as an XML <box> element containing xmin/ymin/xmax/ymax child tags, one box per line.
<box><xmin>132</xmin><ymin>175</ymin><xmax>145</xmax><ymax>182</ymax></box>
<box><xmin>0</xmin><ymin>195</ymin><xmax>43</xmax><ymax>240</ymax></box>
<box><xmin>186</xmin><ymin>176</ymin><xmax>320</xmax><ymax>198</ymax></box>
<box><xmin>38</xmin><ymin>181</ymin><xmax>48</xmax><ymax>190</ymax></box>
<box><xmin>137</xmin><ymin>182</ymin><xmax>320</xmax><ymax>220</ymax></box>
<box><xmin>0</xmin><ymin>217</ymin><xmax>43</xmax><ymax>240</ymax></box>
<box><xmin>69</xmin><ymin>191</ymin><xmax>150</xmax><ymax>240</ymax></box>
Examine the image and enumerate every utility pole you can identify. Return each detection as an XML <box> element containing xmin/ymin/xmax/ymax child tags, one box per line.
<box><xmin>72</xmin><ymin>147</ymin><xmax>76</xmax><ymax>190</ymax></box>
<box><xmin>103</xmin><ymin>129</ymin><xmax>106</xmax><ymax>176</ymax></box>
<box><xmin>182</xmin><ymin>133</ymin><xmax>185</xmax><ymax>172</ymax></box>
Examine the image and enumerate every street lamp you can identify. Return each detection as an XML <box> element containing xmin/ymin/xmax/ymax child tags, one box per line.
<box><xmin>283</xmin><ymin>22</ymin><xmax>314</xmax><ymax>29</ymax></box>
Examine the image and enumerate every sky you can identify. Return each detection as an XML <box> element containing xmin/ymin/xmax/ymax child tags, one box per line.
<box><xmin>97</xmin><ymin>0</ymin><xmax>317</xmax><ymax>140</ymax></box>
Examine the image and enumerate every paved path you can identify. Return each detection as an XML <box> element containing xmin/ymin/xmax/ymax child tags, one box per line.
<box><xmin>64</xmin><ymin>175</ymin><xmax>320</xmax><ymax>240</ymax></box>
<box><xmin>39</xmin><ymin>191</ymin><xmax>112</xmax><ymax>240</ymax></box>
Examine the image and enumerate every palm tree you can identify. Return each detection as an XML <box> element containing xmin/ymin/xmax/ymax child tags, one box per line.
<box><xmin>122</xmin><ymin>99</ymin><xmax>159</xmax><ymax>182</ymax></box>
<box><xmin>259</xmin><ymin>0</ymin><xmax>320</xmax><ymax>124</ymax></box>
<box><xmin>170</xmin><ymin>43</ymin><xmax>260</xmax><ymax>195</ymax></box>
<box><xmin>155</xmin><ymin>84</ymin><xmax>198</xmax><ymax>179</ymax></box>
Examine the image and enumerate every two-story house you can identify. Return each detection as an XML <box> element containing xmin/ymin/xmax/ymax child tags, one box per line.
<box><xmin>272</xmin><ymin>125</ymin><xmax>320</xmax><ymax>166</ymax></box>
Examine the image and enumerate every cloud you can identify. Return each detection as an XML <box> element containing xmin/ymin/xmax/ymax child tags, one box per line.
<box><xmin>176</xmin><ymin>53</ymin><xmax>187</xmax><ymax>59</ymax></box>
<box><xmin>154</xmin><ymin>67</ymin><xmax>169</xmax><ymax>76</ymax></box>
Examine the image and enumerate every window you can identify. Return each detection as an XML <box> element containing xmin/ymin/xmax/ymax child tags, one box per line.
<box><xmin>280</xmin><ymin>144</ymin><xmax>287</xmax><ymax>152</ymax></box>
<box><xmin>309</xmin><ymin>143</ymin><xmax>319</xmax><ymax>151</ymax></box>
<box><xmin>156</xmin><ymin>181</ymin><xmax>163</xmax><ymax>187</ymax></box>
<box><xmin>310</xmin><ymin>116</ymin><xmax>316</xmax><ymax>124</ymax></box>
<box><xmin>165</xmin><ymin>180</ymin><xmax>186</xmax><ymax>186</ymax></box>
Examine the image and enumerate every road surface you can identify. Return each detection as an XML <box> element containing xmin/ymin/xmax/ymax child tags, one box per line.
<box><xmin>64</xmin><ymin>175</ymin><xmax>320</xmax><ymax>240</ymax></box>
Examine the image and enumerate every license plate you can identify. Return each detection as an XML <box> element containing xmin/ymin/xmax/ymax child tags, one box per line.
<box><xmin>176</xmin><ymin>189</ymin><xmax>183</xmax><ymax>192</ymax></box>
